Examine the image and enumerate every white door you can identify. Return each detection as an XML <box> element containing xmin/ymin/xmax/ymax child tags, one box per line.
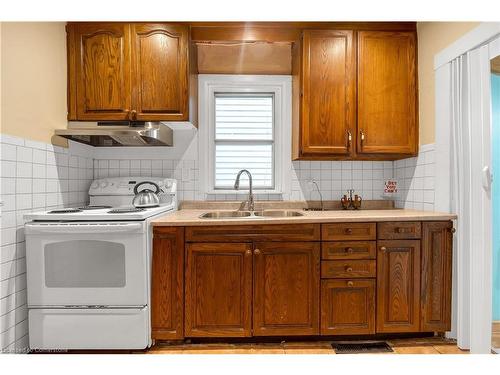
<box><xmin>25</xmin><ymin>222</ymin><xmax>148</xmax><ymax>307</ymax></box>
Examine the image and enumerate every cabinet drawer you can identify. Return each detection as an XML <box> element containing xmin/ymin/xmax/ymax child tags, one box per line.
<box><xmin>378</xmin><ymin>222</ymin><xmax>421</xmax><ymax>239</ymax></box>
<box><xmin>322</xmin><ymin>223</ymin><xmax>376</xmax><ymax>241</ymax></box>
<box><xmin>322</xmin><ymin>241</ymin><xmax>376</xmax><ymax>260</ymax></box>
<box><xmin>321</xmin><ymin>260</ymin><xmax>376</xmax><ymax>279</ymax></box>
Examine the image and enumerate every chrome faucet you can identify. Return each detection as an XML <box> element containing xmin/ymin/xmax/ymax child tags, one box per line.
<box><xmin>234</xmin><ymin>169</ymin><xmax>254</xmax><ymax>212</ymax></box>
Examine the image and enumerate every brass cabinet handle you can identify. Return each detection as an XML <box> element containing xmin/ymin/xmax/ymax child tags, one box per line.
<box><xmin>347</xmin><ymin>281</ymin><xmax>354</xmax><ymax>287</ymax></box>
<box><xmin>345</xmin><ymin>266</ymin><xmax>353</xmax><ymax>273</ymax></box>
<box><xmin>451</xmin><ymin>228</ymin><xmax>456</xmax><ymax>233</ymax></box>
<box><xmin>345</xmin><ymin>247</ymin><xmax>354</xmax><ymax>253</ymax></box>
<box><xmin>360</xmin><ymin>130</ymin><xmax>365</xmax><ymax>143</ymax></box>
<box><xmin>245</xmin><ymin>249</ymin><xmax>252</xmax><ymax>256</ymax></box>
<box><xmin>345</xmin><ymin>228</ymin><xmax>353</xmax><ymax>234</ymax></box>
<box><xmin>347</xmin><ymin>130</ymin><xmax>352</xmax><ymax>149</ymax></box>
<box><xmin>130</xmin><ymin>109</ymin><xmax>137</xmax><ymax>120</ymax></box>
<box><xmin>254</xmin><ymin>249</ymin><xmax>261</xmax><ymax>255</ymax></box>
<box><xmin>380</xmin><ymin>246</ymin><xmax>387</xmax><ymax>253</ymax></box>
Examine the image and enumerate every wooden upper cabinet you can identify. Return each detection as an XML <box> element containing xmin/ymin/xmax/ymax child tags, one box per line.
<box><xmin>421</xmin><ymin>222</ymin><xmax>453</xmax><ymax>332</ymax></box>
<box><xmin>68</xmin><ymin>23</ymin><xmax>132</xmax><ymax>120</ymax></box>
<box><xmin>357</xmin><ymin>31</ymin><xmax>417</xmax><ymax>155</ymax></box>
<box><xmin>376</xmin><ymin>240</ymin><xmax>421</xmax><ymax>333</ymax></box>
<box><xmin>185</xmin><ymin>243</ymin><xmax>253</xmax><ymax>337</ymax></box>
<box><xmin>253</xmin><ymin>242</ymin><xmax>320</xmax><ymax>336</ymax></box>
<box><xmin>131</xmin><ymin>23</ymin><xmax>189</xmax><ymax>121</ymax></box>
<box><xmin>67</xmin><ymin>22</ymin><xmax>191</xmax><ymax>122</ymax></box>
<box><xmin>300</xmin><ymin>30</ymin><xmax>356</xmax><ymax>157</ymax></box>
<box><xmin>151</xmin><ymin>227</ymin><xmax>184</xmax><ymax>340</ymax></box>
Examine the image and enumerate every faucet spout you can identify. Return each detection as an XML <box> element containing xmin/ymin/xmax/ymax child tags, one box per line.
<box><xmin>234</xmin><ymin>169</ymin><xmax>254</xmax><ymax>212</ymax></box>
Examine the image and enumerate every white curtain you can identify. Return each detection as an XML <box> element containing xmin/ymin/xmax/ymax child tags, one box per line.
<box><xmin>449</xmin><ymin>44</ymin><xmax>493</xmax><ymax>353</ymax></box>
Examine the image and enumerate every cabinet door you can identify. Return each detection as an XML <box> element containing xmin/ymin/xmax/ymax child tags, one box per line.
<box><xmin>357</xmin><ymin>31</ymin><xmax>417</xmax><ymax>155</ymax></box>
<box><xmin>151</xmin><ymin>227</ymin><xmax>184</xmax><ymax>340</ymax></box>
<box><xmin>421</xmin><ymin>222</ymin><xmax>453</xmax><ymax>332</ymax></box>
<box><xmin>377</xmin><ymin>240</ymin><xmax>421</xmax><ymax>332</ymax></box>
<box><xmin>253</xmin><ymin>242</ymin><xmax>320</xmax><ymax>336</ymax></box>
<box><xmin>321</xmin><ymin>279</ymin><xmax>375</xmax><ymax>335</ymax></box>
<box><xmin>185</xmin><ymin>243</ymin><xmax>252</xmax><ymax>337</ymax></box>
<box><xmin>69</xmin><ymin>23</ymin><xmax>132</xmax><ymax>120</ymax></box>
<box><xmin>301</xmin><ymin>30</ymin><xmax>356</xmax><ymax>156</ymax></box>
<box><xmin>131</xmin><ymin>23</ymin><xmax>189</xmax><ymax>121</ymax></box>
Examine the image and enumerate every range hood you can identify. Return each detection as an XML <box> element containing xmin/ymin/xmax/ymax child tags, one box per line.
<box><xmin>55</xmin><ymin>122</ymin><xmax>174</xmax><ymax>147</ymax></box>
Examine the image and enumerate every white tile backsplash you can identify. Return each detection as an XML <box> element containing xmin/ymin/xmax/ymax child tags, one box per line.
<box><xmin>0</xmin><ymin>134</ymin><xmax>93</xmax><ymax>353</ymax></box>
<box><xmin>394</xmin><ymin>144</ymin><xmax>436</xmax><ymax>210</ymax></box>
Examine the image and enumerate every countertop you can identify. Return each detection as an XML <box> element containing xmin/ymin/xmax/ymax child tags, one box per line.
<box><xmin>151</xmin><ymin>208</ymin><xmax>457</xmax><ymax>227</ymax></box>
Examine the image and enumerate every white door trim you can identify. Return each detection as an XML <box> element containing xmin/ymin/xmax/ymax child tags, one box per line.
<box><xmin>434</xmin><ymin>23</ymin><xmax>500</xmax><ymax>70</ymax></box>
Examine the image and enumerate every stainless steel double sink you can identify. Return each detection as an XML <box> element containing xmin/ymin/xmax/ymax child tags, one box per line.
<box><xmin>199</xmin><ymin>210</ymin><xmax>304</xmax><ymax>219</ymax></box>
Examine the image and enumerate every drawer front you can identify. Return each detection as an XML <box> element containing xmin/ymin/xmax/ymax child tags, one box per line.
<box><xmin>378</xmin><ymin>222</ymin><xmax>421</xmax><ymax>239</ymax></box>
<box><xmin>322</xmin><ymin>223</ymin><xmax>376</xmax><ymax>241</ymax></box>
<box><xmin>186</xmin><ymin>224</ymin><xmax>320</xmax><ymax>242</ymax></box>
<box><xmin>321</xmin><ymin>260</ymin><xmax>376</xmax><ymax>279</ymax></box>
<box><xmin>322</xmin><ymin>241</ymin><xmax>376</xmax><ymax>260</ymax></box>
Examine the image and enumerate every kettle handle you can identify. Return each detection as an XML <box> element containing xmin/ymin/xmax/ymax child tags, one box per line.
<box><xmin>134</xmin><ymin>181</ymin><xmax>160</xmax><ymax>195</ymax></box>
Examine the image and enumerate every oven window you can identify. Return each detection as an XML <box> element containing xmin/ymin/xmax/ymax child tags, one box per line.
<box><xmin>44</xmin><ymin>241</ymin><xmax>126</xmax><ymax>288</ymax></box>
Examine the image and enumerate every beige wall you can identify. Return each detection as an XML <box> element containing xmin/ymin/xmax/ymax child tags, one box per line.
<box><xmin>417</xmin><ymin>22</ymin><xmax>480</xmax><ymax>145</ymax></box>
<box><xmin>0</xmin><ymin>22</ymin><xmax>67</xmax><ymax>144</ymax></box>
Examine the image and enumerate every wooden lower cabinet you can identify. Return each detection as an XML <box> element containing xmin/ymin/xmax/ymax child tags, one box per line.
<box><xmin>376</xmin><ymin>240</ymin><xmax>421</xmax><ymax>333</ymax></box>
<box><xmin>253</xmin><ymin>242</ymin><xmax>320</xmax><ymax>336</ymax></box>
<box><xmin>151</xmin><ymin>227</ymin><xmax>184</xmax><ymax>340</ymax></box>
<box><xmin>185</xmin><ymin>243</ymin><xmax>253</xmax><ymax>337</ymax></box>
<box><xmin>152</xmin><ymin>221</ymin><xmax>453</xmax><ymax>340</ymax></box>
<box><xmin>321</xmin><ymin>279</ymin><xmax>376</xmax><ymax>335</ymax></box>
<box><xmin>421</xmin><ymin>222</ymin><xmax>453</xmax><ymax>331</ymax></box>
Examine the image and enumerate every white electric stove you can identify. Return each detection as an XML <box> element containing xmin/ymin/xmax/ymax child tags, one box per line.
<box><xmin>24</xmin><ymin>177</ymin><xmax>177</xmax><ymax>350</ymax></box>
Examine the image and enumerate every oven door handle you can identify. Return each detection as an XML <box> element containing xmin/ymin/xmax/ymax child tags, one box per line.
<box><xmin>25</xmin><ymin>222</ymin><xmax>144</xmax><ymax>234</ymax></box>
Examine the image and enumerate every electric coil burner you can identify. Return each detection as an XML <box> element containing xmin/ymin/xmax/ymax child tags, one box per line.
<box><xmin>48</xmin><ymin>208</ymin><xmax>83</xmax><ymax>214</ymax></box>
<box><xmin>108</xmin><ymin>207</ymin><xmax>146</xmax><ymax>214</ymax></box>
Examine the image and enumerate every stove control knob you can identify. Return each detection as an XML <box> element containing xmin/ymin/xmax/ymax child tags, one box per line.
<box><xmin>100</xmin><ymin>181</ymin><xmax>108</xmax><ymax>188</ymax></box>
<box><xmin>91</xmin><ymin>182</ymin><xmax>99</xmax><ymax>189</ymax></box>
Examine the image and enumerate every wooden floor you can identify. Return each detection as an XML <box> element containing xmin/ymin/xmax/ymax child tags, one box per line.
<box><xmin>143</xmin><ymin>336</ymin><xmax>468</xmax><ymax>354</ymax></box>
<box><xmin>493</xmin><ymin>321</ymin><xmax>500</xmax><ymax>350</ymax></box>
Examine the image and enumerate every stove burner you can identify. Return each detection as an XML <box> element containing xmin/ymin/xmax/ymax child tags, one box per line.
<box><xmin>78</xmin><ymin>205</ymin><xmax>113</xmax><ymax>210</ymax></box>
<box><xmin>108</xmin><ymin>207</ymin><xmax>146</xmax><ymax>214</ymax></box>
<box><xmin>48</xmin><ymin>208</ymin><xmax>83</xmax><ymax>214</ymax></box>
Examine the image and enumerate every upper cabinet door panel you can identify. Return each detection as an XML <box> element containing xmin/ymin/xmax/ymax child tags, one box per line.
<box><xmin>357</xmin><ymin>31</ymin><xmax>417</xmax><ymax>155</ymax></box>
<box><xmin>301</xmin><ymin>30</ymin><xmax>356</xmax><ymax>156</ymax></box>
<box><xmin>73</xmin><ymin>23</ymin><xmax>132</xmax><ymax>120</ymax></box>
<box><xmin>131</xmin><ymin>23</ymin><xmax>189</xmax><ymax>121</ymax></box>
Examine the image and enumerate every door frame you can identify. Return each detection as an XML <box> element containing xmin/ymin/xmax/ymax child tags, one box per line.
<box><xmin>434</xmin><ymin>23</ymin><xmax>500</xmax><ymax>352</ymax></box>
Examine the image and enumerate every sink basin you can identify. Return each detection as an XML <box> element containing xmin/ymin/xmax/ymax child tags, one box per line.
<box><xmin>254</xmin><ymin>210</ymin><xmax>304</xmax><ymax>217</ymax></box>
<box><xmin>199</xmin><ymin>211</ymin><xmax>253</xmax><ymax>219</ymax></box>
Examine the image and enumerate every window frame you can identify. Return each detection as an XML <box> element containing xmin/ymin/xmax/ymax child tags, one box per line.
<box><xmin>199</xmin><ymin>74</ymin><xmax>292</xmax><ymax>196</ymax></box>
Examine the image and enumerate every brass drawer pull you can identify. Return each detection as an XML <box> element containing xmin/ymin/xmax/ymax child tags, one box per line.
<box><xmin>245</xmin><ymin>249</ymin><xmax>252</xmax><ymax>256</ymax></box>
<box><xmin>254</xmin><ymin>248</ymin><xmax>261</xmax><ymax>255</ymax></box>
<box><xmin>380</xmin><ymin>246</ymin><xmax>387</xmax><ymax>253</ymax></box>
<box><xmin>345</xmin><ymin>247</ymin><xmax>354</xmax><ymax>253</ymax></box>
<box><xmin>344</xmin><ymin>228</ymin><xmax>353</xmax><ymax>234</ymax></box>
<box><xmin>347</xmin><ymin>281</ymin><xmax>354</xmax><ymax>287</ymax></box>
<box><xmin>345</xmin><ymin>266</ymin><xmax>353</xmax><ymax>272</ymax></box>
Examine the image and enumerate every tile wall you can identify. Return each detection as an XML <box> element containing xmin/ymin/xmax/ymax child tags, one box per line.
<box><xmin>0</xmin><ymin>134</ymin><xmax>94</xmax><ymax>353</ymax></box>
<box><xmin>0</xmin><ymin>129</ymin><xmax>435</xmax><ymax>353</ymax></box>
<box><xmin>394</xmin><ymin>144</ymin><xmax>436</xmax><ymax>210</ymax></box>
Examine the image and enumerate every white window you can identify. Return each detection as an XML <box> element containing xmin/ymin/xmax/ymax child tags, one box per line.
<box><xmin>199</xmin><ymin>75</ymin><xmax>291</xmax><ymax>196</ymax></box>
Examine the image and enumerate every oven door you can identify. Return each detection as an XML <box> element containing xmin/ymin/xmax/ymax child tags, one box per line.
<box><xmin>25</xmin><ymin>222</ymin><xmax>148</xmax><ymax>307</ymax></box>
